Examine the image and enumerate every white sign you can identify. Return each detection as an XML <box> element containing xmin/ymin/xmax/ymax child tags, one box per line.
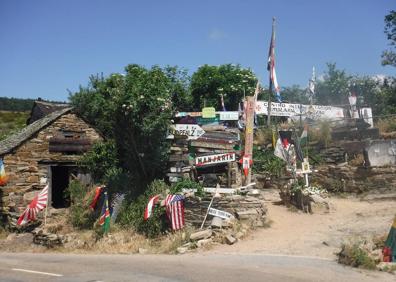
<box><xmin>208</xmin><ymin>208</ymin><xmax>234</xmax><ymax>219</ymax></box>
<box><xmin>196</xmin><ymin>153</ymin><xmax>236</xmax><ymax>167</ymax></box>
<box><xmin>168</xmin><ymin>124</ymin><xmax>205</xmax><ymax>140</ymax></box>
<box><xmin>203</xmin><ymin>187</ymin><xmax>236</xmax><ymax>194</ymax></box>
<box><xmin>219</xmin><ymin>111</ymin><xmax>239</xmax><ymax>121</ymax></box>
<box><xmin>255</xmin><ymin>101</ymin><xmax>344</xmax><ymax>120</ymax></box>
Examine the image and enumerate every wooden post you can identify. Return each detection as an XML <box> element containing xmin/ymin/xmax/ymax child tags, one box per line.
<box><xmin>244</xmin><ymin>96</ymin><xmax>255</xmax><ymax>185</ymax></box>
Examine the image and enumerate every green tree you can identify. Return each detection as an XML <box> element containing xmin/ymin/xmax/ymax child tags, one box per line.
<box><xmin>70</xmin><ymin>64</ymin><xmax>189</xmax><ymax>195</ymax></box>
<box><xmin>315</xmin><ymin>63</ymin><xmax>351</xmax><ymax>106</ymax></box>
<box><xmin>190</xmin><ymin>64</ymin><xmax>257</xmax><ymax>111</ymax></box>
<box><xmin>280</xmin><ymin>85</ymin><xmax>309</xmax><ymax>104</ymax></box>
<box><xmin>382</xmin><ymin>10</ymin><xmax>396</xmax><ymax>67</ymax></box>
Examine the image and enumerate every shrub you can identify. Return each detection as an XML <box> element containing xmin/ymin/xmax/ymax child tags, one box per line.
<box><xmin>117</xmin><ymin>180</ymin><xmax>170</xmax><ymax>238</ymax></box>
<box><xmin>171</xmin><ymin>179</ymin><xmax>204</xmax><ymax>197</ymax></box>
<box><xmin>252</xmin><ymin>147</ymin><xmax>285</xmax><ymax>177</ymax></box>
<box><xmin>67</xmin><ymin>180</ymin><xmax>96</xmax><ymax>229</ymax></box>
<box><xmin>338</xmin><ymin>243</ymin><xmax>377</xmax><ymax>270</ymax></box>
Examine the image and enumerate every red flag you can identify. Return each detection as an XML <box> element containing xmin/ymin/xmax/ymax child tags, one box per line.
<box><xmin>89</xmin><ymin>186</ymin><xmax>103</xmax><ymax>210</ymax></box>
<box><xmin>144</xmin><ymin>195</ymin><xmax>160</xmax><ymax>220</ymax></box>
<box><xmin>17</xmin><ymin>185</ymin><xmax>48</xmax><ymax>226</ymax></box>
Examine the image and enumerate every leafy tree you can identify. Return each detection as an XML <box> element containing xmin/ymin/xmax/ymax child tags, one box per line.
<box><xmin>382</xmin><ymin>10</ymin><xmax>396</xmax><ymax>67</ymax></box>
<box><xmin>190</xmin><ymin>64</ymin><xmax>257</xmax><ymax>111</ymax></box>
<box><xmin>70</xmin><ymin>64</ymin><xmax>189</xmax><ymax>194</ymax></box>
<box><xmin>315</xmin><ymin>63</ymin><xmax>351</xmax><ymax>106</ymax></box>
<box><xmin>280</xmin><ymin>85</ymin><xmax>309</xmax><ymax>104</ymax></box>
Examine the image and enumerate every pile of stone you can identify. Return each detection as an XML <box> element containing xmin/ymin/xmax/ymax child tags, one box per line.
<box><xmin>320</xmin><ymin>146</ymin><xmax>346</xmax><ymax>164</ymax></box>
<box><xmin>32</xmin><ymin>227</ymin><xmax>64</xmax><ymax>248</ymax></box>
<box><xmin>184</xmin><ymin>194</ymin><xmax>267</xmax><ymax>229</ymax></box>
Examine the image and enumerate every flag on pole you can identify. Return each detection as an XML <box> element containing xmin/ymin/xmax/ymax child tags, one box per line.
<box><xmin>383</xmin><ymin>217</ymin><xmax>396</xmax><ymax>262</ymax></box>
<box><xmin>0</xmin><ymin>159</ymin><xmax>8</xmax><ymax>186</ymax></box>
<box><xmin>144</xmin><ymin>194</ymin><xmax>160</xmax><ymax>220</ymax></box>
<box><xmin>267</xmin><ymin>18</ymin><xmax>282</xmax><ymax>103</ymax></box>
<box><xmin>308</xmin><ymin>67</ymin><xmax>315</xmax><ymax>104</ymax></box>
<box><xmin>17</xmin><ymin>185</ymin><xmax>49</xmax><ymax>226</ymax></box>
<box><xmin>165</xmin><ymin>195</ymin><xmax>185</xmax><ymax>231</ymax></box>
<box><xmin>300</xmin><ymin>125</ymin><xmax>308</xmax><ymax>146</ymax></box>
<box><xmin>89</xmin><ymin>185</ymin><xmax>104</xmax><ymax>210</ymax></box>
<box><xmin>99</xmin><ymin>191</ymin><xmax>111</xmax><ymax>233</ymax></box>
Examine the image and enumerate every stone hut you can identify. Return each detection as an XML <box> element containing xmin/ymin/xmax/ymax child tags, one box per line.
<box><xmin>0</xmin><ymin>107</ymin><xmax>102</xmax><ymax>225</ymax></box>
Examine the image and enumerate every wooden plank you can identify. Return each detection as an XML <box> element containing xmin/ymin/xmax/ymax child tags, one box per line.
<box><xmin>190</xmin><ymin>141</ymin><xmax>235</xmax><ymax>150</ymax></box>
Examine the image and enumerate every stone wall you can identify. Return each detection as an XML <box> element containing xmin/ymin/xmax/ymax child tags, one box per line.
<box><xmin>313</xmin><ymin>164</ymin><xmax>396</xmax><ymax>194</ymax></box>
<box><xmin>184</xmin><ymin>194</ymin><xmax>267</xmax><ymax>228</ymax></box>
<box><xmin>0</xmin><ymin>113</ymin><xmax>101</xmax><ymax>225</ymax></box>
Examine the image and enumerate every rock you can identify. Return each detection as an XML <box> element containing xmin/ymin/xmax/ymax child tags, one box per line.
<box><xmin>138</xmin><ymin>248</ymin><xmax>148</xmax><ymax>255</ymax></box>
<box><xmin>211</xmin><ymin>217</ymin><xmax>223</xmax><ymax>229</ymax></box>
<box><xmin>182</xmin><ymin>242</ymin><xmax>193</xmax><ymax>248</ymax></box>
<box><xmin>190</xmin><ymin>229</ymin><xmax>213</xmax><ymax>241</ymax></box>
<box><xmin>235</xmin><ymin>232</ymin><xmax>244</xmax><ymax>239</ymax></box>
<box><xmin>236</xmin><ymin>209</ymin><xmax>258</xmax><ymax>220</ymax></box>
<box><xmin>225</xmin><ymin>234</ymin><xmax>236</xmax><ymax>245</ymax></box>
<box><xmin>6</xmin><ymin>233</ymin><xmax>17</xmax><ymax>241</ymax></box>
<box><xmin>177</xmin><ymin>247</ymin><xmax>188</xmax><ymax>254</ymax></box>
<box><xmin>197</xmin><ymin>238</ymin><xmax>212</xmax><ymax>248</ymax></box>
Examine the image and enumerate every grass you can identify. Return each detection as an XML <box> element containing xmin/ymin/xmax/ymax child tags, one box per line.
<box><xmin>0</xmin><ymin>111</ymin><xmax>29</xmax><ymax>141</ymax></box>
<box><xmin>338</xmin><ymin>241</ymin><xmax>377</xmax><ymax>270</ymax></box>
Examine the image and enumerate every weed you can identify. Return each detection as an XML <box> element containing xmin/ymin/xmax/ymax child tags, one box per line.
<box><xmin>338</xmin><ymin>242</ymin><xmax>377</xmax><ymax>270</ymax></box>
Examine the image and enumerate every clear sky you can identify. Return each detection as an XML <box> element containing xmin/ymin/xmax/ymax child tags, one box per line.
<box><xmin>0</xmin><ymin>0</ymin><xmax>394</xmax><ymax>101</ymax></box>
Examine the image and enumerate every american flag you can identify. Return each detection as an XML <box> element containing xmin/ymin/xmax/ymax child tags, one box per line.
<box><xmin>165</xmin><ymin>194</ymin><xmax>185</xmax><ymax>231</ymax></box>
<box><xmin>17</xmin><ymin>185</ymin><xmax>48</xmax><ymax>226</ymax></box>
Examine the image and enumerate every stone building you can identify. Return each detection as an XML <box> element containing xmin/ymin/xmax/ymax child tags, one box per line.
<box><xmin>0</xmin><ymin>107</ymin><xmax>102</xmax><ymax>225</ymax></box>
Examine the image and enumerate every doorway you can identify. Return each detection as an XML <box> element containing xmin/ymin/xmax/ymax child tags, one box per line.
<box><xmin>51</xmin><ymin>166</ymin><xmax>71</xmax><ymax>208</ymax></box>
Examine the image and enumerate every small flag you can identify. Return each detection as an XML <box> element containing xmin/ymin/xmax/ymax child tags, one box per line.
<box><xmin>144</xmin><ymin>194</ymin><xmax>160</xmax><ymax>220</ymax></box>
<box><xmin>165</xmin><ymin>195</ymin><xmax>185</xmax><ymax>231</ymax></box>
<box><xmin>383</xmin><ymin>217</ymin><xmax>396</xmax><ymax>262</ymax></box>
<box><xmin>274</xmin><ymin>131</ymin><xmax>292</xmax><ymax>162</ymax></box>
<box><xmin>267</xmin><ymin>18</ymin><xmax>282</xmax><ymax>102</ymax></box>
<box><xmin>89</xmin><ymin>186</ymin><xmax>104</xmax><ymax>210</ymax></box>
<box><xmin>17</xmin><ymin>185</ymin><xmax>48</xmax><ymax>226</ymax></box>
<box><xmin>0</xmin><ymin>159</ymin><xmax>8</xmax><ymax>186</ymax></box>
<box><xmin>99</xmin><ymin>191</ymin><xmax>111</xmax><ymax>233</ymax></box>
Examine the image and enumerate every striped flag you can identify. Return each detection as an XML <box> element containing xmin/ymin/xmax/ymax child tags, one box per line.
<box><xmin>267</xmin><ymin>18</ymin><xmax>282</xmax><ymax>102</ymax></box>
<box><xmin>144</xmin><ymin>194</ymin><xmax>160</xmax><ymax>220</ymax></box>
<box><xmin>0</xmin><ymin>159</ymin><xmax>8</xmax><ymax>186</ymax></box>
<box><xmin>17</xmin><ymin>185</ymin><xmax>49</xmax><ymax>226</ymax></box>
<box><xmin>383</xmin><ymin>217</ymin><xmax>396</xmax><ymax>262</ymax></box>
<box><xmin>165</xmin><ymin>195</ymin><xmax>185</xmax><ymax>231</ymax></box>
<box><xmin>99</xmin><ymin>191</ymin><xmax>110</xmax><ymax>233</ymax></box>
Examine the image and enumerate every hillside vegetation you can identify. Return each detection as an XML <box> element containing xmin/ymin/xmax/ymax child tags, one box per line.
<box><xmin>0</xmin><ymin>111</ymin><xmax>30</xmax><ymax>141</ymax></box>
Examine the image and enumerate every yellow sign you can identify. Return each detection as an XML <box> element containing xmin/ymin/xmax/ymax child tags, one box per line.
<box><xmin>202</xmin><ymin>107</ymin><xmax>216</xmax><ymax>118</ymax></box>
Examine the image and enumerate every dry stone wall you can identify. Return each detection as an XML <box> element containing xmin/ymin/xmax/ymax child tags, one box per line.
<box><xmin>0</xmin><ymin>113</ymin><xmax>101</xmax><ymax>225</ymax></box>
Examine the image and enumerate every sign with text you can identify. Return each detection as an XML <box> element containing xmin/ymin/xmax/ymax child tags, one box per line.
<box><xmin>219</xmin><ymin>111</ymin><xmax>239</xmax><ymax>121</ymax></box>
<box><xmin>168</xmin><ymin>124</ymin><xmax>205</xmax><ymax>140</ymax></box>
<box><xmin>255</xmin><ymin>101</ymin><xmax>344</xmax><ymax>120</ymax></box>
<box><xmin>195</xmin><ymin>152</ymin><xmax>236</xmax><ymax>167</ymax></box>
<box><xmin>208</xmin><ymin>208</ymin><xmax>234</xmax><ymax>219</ymax></box>
<box><xmin>202</xmin><ymin>107</ymin><xmax>216</xmax><ymax>118</ymax></box>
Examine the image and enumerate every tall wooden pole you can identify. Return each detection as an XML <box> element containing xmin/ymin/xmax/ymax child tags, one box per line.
<box><xmin>244</xmin><ymin>96</ymin><xmax>255</xmax><ymax>185</ymax></box>
<box><xmin>267</xmin><ymin>18</ymin><xmax>276</xmax><ymax>127</ymax></box>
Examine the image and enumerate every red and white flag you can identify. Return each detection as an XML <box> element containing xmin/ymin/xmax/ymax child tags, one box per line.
<box><xmin>165</xmin><ymin>195</ymin><xmax>185</xmax><ymax>231</ymax></box>
<box><xmin>144</xmin><ymin>194</ymin><xmax>160</xmax><ymax>220</ymax></box>
<box><xmin>17</xmin><ymin>185</ymin><xmax>49</xmax><ymax>226</ymax></box>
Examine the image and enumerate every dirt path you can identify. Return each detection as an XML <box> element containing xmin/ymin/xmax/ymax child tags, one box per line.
<box><xmin>212</xmin><ymin>190</ymin><xmax>396</xmax><ymax>259</ymax></box>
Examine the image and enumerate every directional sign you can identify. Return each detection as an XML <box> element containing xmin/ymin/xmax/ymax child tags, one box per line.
<box><xmin>208</xmin><ymin>208</ymin><xmax>234</xmax><ymax>219</ymax></box>
<box><xmin>168</xmin><ymin>124</ymin><xmax>205</xmax><ymax>140</ymax></box>
<box><xmin>219</xmin><ymin>111</ymin><xmax>239</xmax><ymax>121</ymax></box>
<box><xmin>202</xmin><ymin>107</ymin><xmax>216</xmax><ymax>118</ymax></box>
<box><xmin>195</xmin><ymin>152</ymin><xmax>236</xmax><ymax>167</ymax></box>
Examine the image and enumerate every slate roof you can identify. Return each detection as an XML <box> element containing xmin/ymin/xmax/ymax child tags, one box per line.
<box><xmin>27</xmin><ymin>100</ymin><xmax>70</xmax><ymax>125</ymax></box>
<box><xmin>0</xmin><ymin>107</ymin><xmax>72</xmax><ymax>156</ymax></box>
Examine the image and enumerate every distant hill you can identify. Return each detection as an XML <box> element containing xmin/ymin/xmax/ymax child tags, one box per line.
<box><xmin>0</xmin><ymin>111</ymin><xmax>30</xmax><ymax>141</ymax></box>
<box><xmin>0</xmin><ymin>97</ymin><xmax>35</xmax><ymax>111</ymax></box>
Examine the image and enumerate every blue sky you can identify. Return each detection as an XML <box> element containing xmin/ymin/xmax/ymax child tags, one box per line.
<box><xmin>0</xmin><ymin>0</ymin><xmax>394</xmax><ymax>101</ymax></box>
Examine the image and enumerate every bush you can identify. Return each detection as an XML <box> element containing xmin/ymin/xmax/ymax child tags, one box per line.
<box><xmin>117</xmin><ymin>180</ymin><xmax>170</xmax><ymax>238</ymax></box>
<box><xmin>252</xmin><ymin>147</ymin><xmax>285</xmax><ymax>177</ymax></box>
<box><xmin>170</xmin><ymin>179</ymin><xmax>204</xmax><ymax>197</ymax></box>
<box><xmin>338</xmin><ymin>243</ymin><xmax>377</xmax><ymax>270</ymax></box>
<box><xmin>67</xmin><ymin>180</ymin><xmax>96</xmax><ymax>229</ymax></box>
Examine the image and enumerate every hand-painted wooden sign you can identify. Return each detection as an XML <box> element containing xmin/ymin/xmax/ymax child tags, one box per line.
<box><xmin>168</xmin><ymin>124</ymin><xmax>205</xmax><ymax>140</ymax></box>
<box><xmin>208</xmin><ymin>208</ymin><xmax>234</xmax><ymax>219</ymax></box>
<box><xmin>219</xmin><ymin>111</ymin><xmax>239</xmax><ymax>121</ymax></box>
<box><xmin>195</xmin><ymin>152</ymin><xmax>236</xmax><ymax>167</ymax></box>
<box><xmin>203</xmin><ymin>187</ymin><xmax>236</xmax><ymax>194</ymax></box>
<box><xmin>196</xmin><ymin>117</ymin><xmax>220</xmax><ymax>125</ymax></box>
<box><xmin>202</xmin><ymin>107</ymin><xmax>216</xmax><ymax>118</ymax></box>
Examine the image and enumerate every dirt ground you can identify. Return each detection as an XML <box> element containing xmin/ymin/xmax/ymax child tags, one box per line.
<box><xmin>212</xmin><ymin>189</ymin><xmax>396</xmax><ymax>259</ymax></box>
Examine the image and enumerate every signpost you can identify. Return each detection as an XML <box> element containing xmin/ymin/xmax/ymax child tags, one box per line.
<box><xmin>208</xmin><ymin>208</ymin><xmax>234</xmax><ymax>219</ymax></box>
<box><xmin>168</xmin><ymin>124</ymin><xmax>205</xmax><ymax>140</ymax></box>
<box><xmin>202</xmin><ymin>107</ymin><xmax>216</xmax><ymax>118</ymax></box>
<box><xmin>243</xmin><ymin>96</ymin><xmax>255</xmax><ymax>185</ymax></box>
<box><xmin>195</xmin><ymin>152</ymin><xmax>236</xmax><ymax>167</ymax></box>
<box><xmin>219</xmin><ymin>111</ymin><xmax>239</xmax><ymax>121</ymax></box>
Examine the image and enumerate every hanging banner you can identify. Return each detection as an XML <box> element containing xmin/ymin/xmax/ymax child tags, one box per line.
<box><xmin>195</xmin><ymin>152</ymin><xmax>236</xmax><ymax>167</ymax></box>
<box><xmin>255</xmin><ymin>101</ymin><xmax>344</xmax><ymax>120</ymax></box>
